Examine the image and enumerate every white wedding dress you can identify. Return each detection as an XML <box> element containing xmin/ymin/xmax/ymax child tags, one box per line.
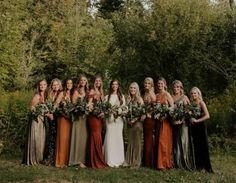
<box><xmin>104</xmin><ymin>94</ymin><xmax>125</xmax><ymax>167</ymax></box>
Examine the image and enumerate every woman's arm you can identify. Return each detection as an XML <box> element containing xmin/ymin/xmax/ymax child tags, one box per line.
<box><xmin>195</xmin><ymin>101</ymin><xmax>210</xmax><ymax>123</ymax></box>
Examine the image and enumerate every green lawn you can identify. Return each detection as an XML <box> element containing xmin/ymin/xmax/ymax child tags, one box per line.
<box><xmin>0</xmin><ymin>153</ymin><xmax>235</xmax><ymax>183</ymax></box>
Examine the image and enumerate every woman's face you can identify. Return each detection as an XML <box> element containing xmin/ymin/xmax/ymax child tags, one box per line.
<box><xmin>52</xmin><ymin>81</ymin><xmax>60</xmax><ymax>92</ymax></box>
<box><xmin>173</xmin><ymin>84</ymin><xmax>181</xmax><ymax>95</ymax></box>
<box><xmin>111</xmin><ymin>81</ymin><xmax>119</xmax><ymax>92</ymax></box>
<box><xmin>157</xmin><ymin>80</ymin><xmax>165</xmax><ymax>91</ymax></box>
<box><xmin>39</xmin><ymin>80</ymin><xmax>47</xmax><ymax>92</ymax></box>
<box><xmin>129</xmin><ymin>85</ymin><xmax>137</xmax><ymax>96</ymax></box>
<box><xmin>94</xmin><ymin>78</ymin><xmax>102</xmax><ymax>88</ymax></box>
<box><xmin>66</xmin><ymin>80</ymin><xmax>73</xmax><ymax>90</ymax></box>
<box><xmin>144</xmin><ymin>80</ymin><xmax>152</xmax><ymax>90</ymax></box>
<box><xmin>79</xmin><ymin>77</ymin><xmax>87</xmax><ymax>87</ymax></box>
<box><xmin>191</xmin><ymin>90</ymin><xmax>199</xmax><ymax>100</ymax></box>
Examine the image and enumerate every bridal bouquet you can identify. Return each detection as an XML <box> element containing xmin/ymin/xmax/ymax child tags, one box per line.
<box><xmin>152</xmin><ymin>102</ymin><xmax>170</xmax><ymax>120</ymax></box>
<box><xmin>113</xmin><ymin>105</ymin><xmax>129</xmax><ymax>119</ymax></box>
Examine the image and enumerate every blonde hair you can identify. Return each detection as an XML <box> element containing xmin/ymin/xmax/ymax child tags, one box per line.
<box><xmin>127</xmin><ymin>82</ymin><xmax>142</xmax><ymax>104</ymax></box>
<box><xmin>157</xmin><ymin>77</ymin><xmax>167</xmax><ymax>91</ymax></box>
<box><xmin>48</xmin><ymin>78</ymin><xmax>63</xmax><ymax>101</ymax></box>
<box><xmin>190</xmin><ymin>87</ymin><xmax>203</xmax><ymax>101</ymax></box>
<box><xmin>144</xmin><ymin>77</ymin><xmax>155</xmax><ymax>94</ymax></box>
<box><xmin>77</xmin><ymin>74</ymin><xmax>89</xmax><ymax>94</ymax></box>
<box><xmin>172</xmin><ymin>80</ymin><xmax>184</xmax><ymax>95</ymax></box>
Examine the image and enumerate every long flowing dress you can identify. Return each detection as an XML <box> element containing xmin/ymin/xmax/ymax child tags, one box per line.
<box><xmin>143</xmin><ymin>99</ymin><xmax>155</xmax><ymax>168</ymax></box>
<box><xmin>87</xmin><ymin>113</ymin><xmax>106</xmax><ymax>168</ymax></box>
<box><xmin>43</xmin><ymin>115</ymin><xmax>57</xmax><ymax>166</ymax></box>
<box><xmin>191</xmin><ymin>110</ymin><xmax>213</xmax><ymax>172</ymax></box>
<box><xmin>125</xmin><ymin>101</ymin><xmax>143</xmax><ymax>167</ymax></box>
<box><xmin>69</xmin><ymin>96</ymin><xmax>88</xmax><ymax>166</ymax></box>
<box><xmin>55</xmin><ymin>98</ymin><xmax>72</xmax><ymax>167</ymax></box>
<box><xmin>22</xmin><ymin>114</ymin><xmax>46</xmax><ymax>165</ymax></box>
<box><xmin>172</xmin><ymin>97</ymin><xmax>195</xmax><ymax>170</ymax></box>
<box><xmin>104</xmin><ymin>94</ymin><xmax>125</xmax><ymax>167</ymax></box>
<box><xmin>155</xmin><ymin>95</ymin><xmax>173</xmax><ymax>170</ymax></box>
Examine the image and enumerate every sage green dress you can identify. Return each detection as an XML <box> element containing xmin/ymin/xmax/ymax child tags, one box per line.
<box><xmin>69</xmin><ymin>107</ymin><xmax>88</xmax><ymax>166</ymax></box>
<box><xmin>125</xmin><ymin>102</ymin><xmax>143</xmax><ymax>167</ymax></box>
<box><xmin>22</xmin><ymin>115</ymin><xmax>46</xmax><ymax>165</ymax></box>
<box><xmin>172</xmin><ymin>97</ymin><xmax>195</xmax><ymax>170</ymax></box>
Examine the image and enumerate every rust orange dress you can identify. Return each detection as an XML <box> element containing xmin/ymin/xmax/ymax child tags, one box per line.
<box><xmin>55</xmin><ymin>97</ymin><xmax>72</xmax><ymax>167</ymax></box>
<box><xmin>87</xmin><ymin>95</ymin><xmax>106</xmax><ymax>168</ymax></box>
<box><xmin>155</xmin><ymin>94</ymin><xmax>173</xmax><ymax>170</ymax></box>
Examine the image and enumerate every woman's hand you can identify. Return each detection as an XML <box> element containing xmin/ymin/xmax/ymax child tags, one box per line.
<box><xmin>46</xmin><ymin>113</ymin><xmax>54</xmax><ymax>120</ymax></box>
<box><xmin>190</xmin><ymin>117</ymin><xmax>198</xmax><ymax>124</ymax></box>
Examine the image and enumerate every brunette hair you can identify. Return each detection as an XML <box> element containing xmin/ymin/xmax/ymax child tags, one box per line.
<box><xmin>108</xmin><ymin>79</ymin><xmax>124</xmax><ymax>105</ymax></box>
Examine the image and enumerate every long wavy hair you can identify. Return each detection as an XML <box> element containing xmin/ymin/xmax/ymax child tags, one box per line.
<box><xmin>108</xmin><ymin>79</ymin><xmax>124</xmax><ymax>105</ymax></box>
<box><xmin>64</xmin><ymin>79</ymin><xmax>74</xmax><ymax>98</ymax></box>
<box><xmin>172</xmin><ymin>80</ymin><xmax>184</xmax><ymax>96</ymax></box>
<box><xmin>144</xmin><ymin>77</ymin><xmax>155</xmax><ymax>95</ymax></box>
<box><xmin>190</xmin><ymin>87</ymin><xmax>203</xmax><ymax>101</ymax></box>
<box><xmin>36</xmin><ymin>79</ymin><xmax>48</xmax><ymax>102</ymax></box>
<box><xmin>75</xmin><ymin>74</ymin><xmax>89</xmax><ymax>95</ymax></box>
<box><xmin>94</xmin><ymin>75</ymin><xmax>104</xmax><ymax>99</ymax></box>
<box><xmin>157</xmin><ymin>77</ymin><xmax>167</xmax><ymax>91</ymax></box>
<box><xmin>127</xmin><ymin>82</ymin><xmax>142</xmax><ymax>104</ymax></box>
<box><xmin>48</xmin><ymin>78</ymin><xmax>63</xmax><ymax>102</ymax></box>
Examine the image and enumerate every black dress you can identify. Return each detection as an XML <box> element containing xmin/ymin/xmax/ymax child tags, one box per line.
<box><xmin>191</xmin><ymin>119</ymin><xmax>213</xmax><ymax>172</ymax></box>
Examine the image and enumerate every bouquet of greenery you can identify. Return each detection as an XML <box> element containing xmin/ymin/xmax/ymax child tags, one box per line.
<box><xmin>56</xmin><ymin>100</ymin><xmax>74</xmax><ymax>118</ymax></box>
<box><xmin>92</xmin><ymin>101</ymin><xmax>113</xmax><ymax>118</ymax></box>
<box><xmin>152</xmin><ymin>102</ymin><xmax>170</xmax><ymax>120</ymax></box>
<box><xmin>126</xmin><ymin>103</ymin><xmax>146</xmax><ymax>121</ymax></box>
<box><xmin>46</xmin><ymin>100</ymin><xmax>55</xmax><ymax>114</ymax></box>
<box><xmin>74</xmin><ymin>97</ymin><xmax>88</xmax><ymax>115</ymax></box>
<box><xmin>185</xmin><ymin>102</ymin><xmax>201</xmax><ymax>119</ymax></box>
<box><xmin>112</xmin><ymin>105</ymin><xmax>129</xmax><ymax>119</ymax></box>
<box><xmin>169</xmin><ymin>102</ymin><xmax>185</xmax><ymax>124</ymax></box>
<box><xmin>31</xmin><ymin>103</ymin><xmax>50</xmax><ymax>122</ymax></box>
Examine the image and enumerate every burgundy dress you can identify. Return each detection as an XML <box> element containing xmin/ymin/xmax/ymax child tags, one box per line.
<box><xmin>87</xmin><ymin>96</ymin><xmax>106</xmax><ymax>168</ymax></box>
<box><xmin>143</xmin><ymin>98</ymin><xmax>156</xmax><ymax>168</ymax></box>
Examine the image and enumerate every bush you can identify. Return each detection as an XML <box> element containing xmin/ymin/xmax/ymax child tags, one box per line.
<box><xmin>0</xmin><ymin>91</ymin><xmax>33</xmax><ymax>156</ymax></box>
<box><xmin>207</xmin><ymin>84</ymin><xmax>236</xmax><ymax>137</ymax></box>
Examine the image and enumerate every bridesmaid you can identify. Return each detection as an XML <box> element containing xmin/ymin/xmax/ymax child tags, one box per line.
<box><xmin>142</xmin><ymin>77</ymin><xmax>156</xmax><ymax>168</ymax></box>
<box><xmin>125</xmin><ymin>82</ymin><xmax>144</xmax><ymax>168</ymax></box>
<box><xmin>44</xmin><ymin>78</ymin><xmax>63</xmax><ymax>166</ymax></box>
<box><xmin>171</xmin><ymin>80</ymin><xmax>195</xmax><ymax>170</ymax></box>
<box><xmin>155</xmin><ymin>77</ymin><xmax>174</xmax><ymax>170</ymax></box>
<box><xmin>69</xmin><ymin>74</ymin><xmax>89</xmax><ymax>168</ymax></box>
<box><xmin>87</xmin><ymin>75</ymin><xmax>106</xmax><ymax>169</ymax></box>
<box><xmin>22</xmin><ymin>79</ymin><xmax>47</xmax><ymax>165</ymax></box>
<box><xmin>190</xmin><ymin>87</ymin><xmax>213</xmax><ymax>173</ymax></box>
<box><xmin>104</xmin><ymin>79</ymin><xmax>125</xmax><ymax>167</ymax></box>
<box><xmin>55</xmin><ymin>79</ymin><xmax>73</xmax><ymax>167</ymax></box>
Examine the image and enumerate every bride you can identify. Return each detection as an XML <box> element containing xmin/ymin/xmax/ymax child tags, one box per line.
<box><xmin>103</xmin><ymin>79</ymin><xmax>125</xmax><ymax>167</ymax></box>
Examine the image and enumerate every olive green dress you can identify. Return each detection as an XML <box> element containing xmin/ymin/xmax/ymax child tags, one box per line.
<box><xmin>125</xmin><ymin>101</ymin><xmax>143</xmax><ymax>167</ymax></box>
<box><xmin>69</xmin><ymin>110</ymin><xmax>88</xmax><ymax>166</ymax></box>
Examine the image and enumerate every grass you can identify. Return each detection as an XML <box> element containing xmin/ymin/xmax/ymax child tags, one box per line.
<box><xmin>0</xmin><ymin>153</ymin><xmax>235</xmax><ymax>183</ymax></box>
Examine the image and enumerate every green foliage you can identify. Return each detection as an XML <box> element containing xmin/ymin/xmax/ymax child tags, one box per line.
<box><xmin>0</xmin><ymin>91</ymin><xmax>33</xmax><ymax>156</ymax></box>
<box><xmin>207</xmin><ymin>84</ymin><xmax>236</xmax><ymax>137</ymax></box>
